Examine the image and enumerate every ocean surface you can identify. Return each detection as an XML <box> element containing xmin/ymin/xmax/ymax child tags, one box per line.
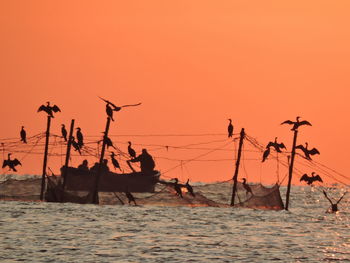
<box><xmin>1</xmin><ymin>183</ymin><xmax>349</xmax><ymax>263</ymax></box>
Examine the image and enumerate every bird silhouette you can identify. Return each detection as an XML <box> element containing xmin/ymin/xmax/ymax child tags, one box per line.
<box><xmin>185</xmin><ymin>179</ymin><xmax>195</xmax><ymax>197</ymax></box>
<box><xmin>242</xmin><ymin>178</ymin><xmax>252</xmax><ymax>195</ymax></box>
<box><xmin>37</xmin><ymin>101</ymin><xmax>61</xmax><ymax>118</ymax></box>
<box><xmin>128</xmin><ymin>141</ymin><xmax>136</xmax><ymax>159</ymax></box>
<box><xmin>173</xmin><ymin>178</ymin><xmax>183</xmax><ymax>198</ymax></box>
<box><xmin>125</xmin><ymin>188</ymin><xmax>137</xmax><ymax>205</ymax></box>
<box><xmin>76</xmin><ymin>127</ymin><xmax>84</xmax><ymax>148</ymax></box>
<box><xmin>266</xmin><ymin>137</ymin><xmax>286</xmax><ymax>153</ymax></box>
<box><xmin>99</xmin><ymin>97</ymin><xmax>141</xmax><ymax>121</ymax></box>
<box><xmin>262</xmin><ymin>147</ymin><xmax>271</xmax><ymax>162</ymax></box>
<box><xmin>2</xmin><ymin>153</ymin><xmax>22</xmax><ymax>172</ymax></box>
<box><xmin>227</xmin><ymin>119</ymin><xmax>233</xmax><ymax>138</ymax></box>
<box><xmin>300</xmin><ymin>172</ymin><xmax>323</xmax><ymax>185</ymax></box>
<box><xmin>61</xmin><ymin>124</ymin><xmax>67</xmax><ymax>141</ymax></box>
<box><xmin>20</xmin><ymin>126</ymin><xmax>27</xmax><ymax>143</ymax></box>
<box><xmin>71</xmin><ymin>137</ymin><xmax>81</xmax><ymax>155</ymax></box>
<box><xmin>281</xmin><ymin>116</ymin><xmax>311</xmax><ymax>131</ymax></box>
<box><xmin>101</xmin><ymin>132</ymin><xmax>116</xmax><ymax>149</ymax></box>
<box><xmin>296</xmin><ymin>142</ymin><xmax>320</xmax><ymax>160</ymax></box>
<box><xmin>110</xmin><ymin>152</ymin><xmax>122</xmax><ymax>171</ymax></box>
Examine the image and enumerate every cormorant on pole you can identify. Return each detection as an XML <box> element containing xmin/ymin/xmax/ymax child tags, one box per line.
<box><xmin>61</xmin><ymin>124</ymin><xmax>67</xmax><ymax>141</ymax></box>
<box><xmin>266</xmin><ymin>137</ymin><xmax>286</xmax><ymax>153</ymax></box>
<box><xmin>98</xmin><ymin>96</ymin><xmax>141</xmax><ymax>121</ymax></box>
<box><xmin>20</xmin><ymin>126</ymin><xmax>27</xmax><ymax>143</ymax></box>
<box><xmin>300</xmin><ymin>172</ymin><xmax>323</xmax><ymax>185</ymax></box>
<box><xmin>101</xmin><ymin>132</ymin><xmax>116</xmax><ymax>149</ymax></box>
<box><xmin>281</xmin><ymin>116</ymin><xmax>311</xmax><ymax>131</ymax></box>
<box><xmin>2</xmin><ymin>153</ymin><xmax>21</xmax><ymax>172</ymax></box>
<box><xmin>37</xmin><ymin>101</ymin><xmax>61</xmax><ymax>118</ymax></box>
<box><xmin>227</xmin><ymin>119</ymin><xmax>233</xmax><ymax>138</ymax></box>
<box><xmin>128</xmin><ymin>141</ymin><xmax>136</xmax><ymax>159</ymax></box>
<box><xmin>110</xmin><ymin>152</ymin><xmax>122</xmax><ymax>171</ymax></box>
<box><xmin>295</xmin><ymin>142</ymin><xmax>320</xmax><ymax>160</ymax></box>
<box><xmin>71</xmin><ymin>136</ymin><xmax>81</xmax><ymax>155</ymax></box>
<box><xmin>76</xmin><ymin>127</ymin><xmax>84</xmax><ymax>148</ymax></box>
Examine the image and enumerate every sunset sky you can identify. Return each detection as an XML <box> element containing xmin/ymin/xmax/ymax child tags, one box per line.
<box><xmin>0</xmin><ymin>1</ymin><xmax>349</xmax><ymax>185</ymax></box>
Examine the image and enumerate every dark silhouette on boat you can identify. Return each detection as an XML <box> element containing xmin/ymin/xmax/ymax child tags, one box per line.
<box><xmin>128</xmin><ymin>141</ymin><xmax>136</xmax><ymax>158</ymax></box>
<box><xmin>110</xmin><ymin>152</ymin><xmax>122</xmax><ymax>171</ymax></box>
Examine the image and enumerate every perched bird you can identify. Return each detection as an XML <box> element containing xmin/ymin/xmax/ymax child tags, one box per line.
<box><xmin>76</xmin><ymin>127</ymin><xmax>84</xmax><ymax>148</ymax></box>
<box><xmin>37</xmin><ymin>101</ymin><xmax>61</xmax><ymax>118</ymax></box>
<box><xmin>242</xmin><ymin>178</ymin><xmax>252</xmax><ymax>195</ymax></box>
<box><xmin>61</xmin><ymin>124</ymin><xmax>67</xmax><ymax>141</ymax></box>
<box><xmin>300</xmin><ymin>172</ymin><xmax>323</xmax><ymax>185</ymax></box>
<box><xmin>2</xmin><ymin>153</ymin><xmax>22</xmax><ymax>172</ymax></box>
<box><xmin>20</xmin><ymin>126</ymin><xmax>27</xmax><ymax>143</ymax></box>
<box><xmin>185</xmin><ymin>179</ymin><xmax>195</xmax><ymax>197</ymax></box>
<box><xmin>71</xmin><ymin>137</ymin><xmax>81</xmax><ymax>155</ymax></box>
<box><xmin>125</xmin><ymin>188</ymin><xmax>137</xmax><ymax>205</ymax></box>
<box><xmin>101</xmin><ymin>132</ymin><xmax>116</xmax><ymax>149</ymax></box>
<box><xmin>296</xmin><ymin>142</ymin><xmax>320</xmax><ymax>160</ymax></box>
<box><xmin>99</xmin><ymin>97</ymin><xmax>141</xmax><ymax>121</ymax></box>
<box><xmin>262</xmin><ymin>147</ymin><xmax>270</xmax><ymax>162</ymax></box>
<box><xmin>173</xmin><ymin>178</ymin><xmax>183</xmax><ymax>198</ymax></box>
<box><xmin>128</xmin><ymin>141</ymin><xmax>136</xmax><ymax>159</ymax></box>
<box><xmin>227</xmin><ymin>119</ymin><xmax>233</xmax><ymax>138</ymax></box>
<box><xmin>110</xmin><ymin>152</ymin><xmax>122</xmax><ymax>171</ymax></box>
<box><xmin>281</xmin><ymin>116</ymin><xmax>311</xmax><ymax>131</ymax></box>
<box><xmin>266</xmin><ymin>137</ymin><xmax>286</xmax><ymax>153</ymax></box>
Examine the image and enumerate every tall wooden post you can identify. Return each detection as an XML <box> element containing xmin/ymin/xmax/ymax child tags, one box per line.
<box><xmin>92</xmin><ymin>117</ymin><xmax>111</xmax><ymax>204</ymax></box>
<box><xmin>40</xmin><ymin>116</ymin><xmax>51</xmax><ymax>201</ymax></box>
<box><xmin>285</xmin><ymin>129</ymin><xmax>298</xmax><ymax>210</ymax></box>
<box><xmin>231</xmin><ymin>128</ymin><xmax>245</xmax><ymax>206</ymax></box>
<box><xmin>61</xmin><ymin>119</ymin><xmax>75</xmax><ymax>201</ymax></box>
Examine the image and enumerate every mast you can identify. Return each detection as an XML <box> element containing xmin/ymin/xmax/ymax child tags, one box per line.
<box><xmin>230</xmin><ymin>128</ymin><xmax>245</xmax><ymax>206</ymax></box>
<box><xmin>61</xmin><ymin>119</ymin><xmax>75</xmax><ymax>201</ymax></box>
<box><xmin>40</xmin><ymin>116</ymin><xmax>51</xmax><ymax>201</ymax></box>
<box><xmin>285</xmin><ymin>129</ymin><xmax>298</xmax><ymax>210</ymax></box>
<box><xmin>92</xmin><ymin>117</ymin><xmax>111</xmax><ymax>204</ymax></box>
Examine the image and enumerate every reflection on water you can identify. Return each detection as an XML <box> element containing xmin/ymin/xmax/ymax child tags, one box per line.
<box><xmin>0</xmin><ymin>186</ymin><xmax>349</xmax><ymax>262</ymax></box>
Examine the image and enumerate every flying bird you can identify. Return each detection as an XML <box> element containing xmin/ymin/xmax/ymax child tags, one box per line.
<box><xmin>266</xmin><ymin>137</ymin><xmax>286</xmax><ymax>153</ymax></box>
<box><xmin>2</xmin><ymin>153</ymin><xmax>22</xmax><ymax>172</ymax></box>
<box><xmin>185</xmin><ymin>179</ymin><xmax>195</xmax><ymax>197</ymax></box>
<box><xmin>227</xmin><ymin>119</ymin><xmax>233</xmax><ymax>138</ymax></box>
<box><xmin>281</xmin><ymin>116</ymin><xmax>311</xmax><ymax>131</ymax></box>
<box><xmin>76</xmin><ymin>127</ymin><xmax>84</xmax><ymax>148</ymax></box>
<box><xmin>98</xmin><ymin>97</ymin><xmax>141</xmax><ymax>121</ymax></box>
<box><xmin>128</xmin><ymin>141</ymin><xmax>136</xmax><ymax>159</ymax></box>
<box><xmin>61</xmin><ymin>124</ymin><xmax>67</xmax><ymax>141</ymax></box>
<box><xmin>110</xmin><ymin>152</ymin><xmax>122</xmax><ymax>171</ymax></box>
<box><xmin>300</xmin><ymin>172</ymin><xmax>323</xmax><ymax>185</ymax></box>
<box><xmin>295</xmin><ymin>142</ymin><xmax>320</xmax><ymax>160</ymax></box>
<box><xmin>37</xmin><ymin>101</ymin><xmax>61</xmax><ymax>118</ymax></box>
<box><xmin>20</xmin><ymin>126</ymin><xmax>27</xmax><ymax>143</ymax></box>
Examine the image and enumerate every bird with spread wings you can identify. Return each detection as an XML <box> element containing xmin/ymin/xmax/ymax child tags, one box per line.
<box><xmin>98</xmin><ymin>97</ymin><xmax>141</xmax><ymax>121</ymax></box>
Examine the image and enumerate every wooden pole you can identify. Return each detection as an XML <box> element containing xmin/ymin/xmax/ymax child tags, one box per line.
<box><xmin>230</xmin><ymin>128</ymin><xmax>245</xmax><ymax>206</ymax></box>
<box><xmin>92</xmin><ymin>117</ymin><xmax>111</xmax><ymax>204</ymax></box>
<box><xmin>40</xmin><ymin>116</ymin><xmax>51</xmax><ymax>201</ymax></box>
<box><xmin>285</xmin><ymin>129</ymin><xmax>298</xmax><ymax>210</ymax></box>
<box><xmin>61</xmin><ymin>119</ymin><xmax>75</xmax><ymax>201</ymax></box>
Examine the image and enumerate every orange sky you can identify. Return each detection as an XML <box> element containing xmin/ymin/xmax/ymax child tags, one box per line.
<box><xmin>0</xmin><ymin>1</ymin><xmax>349</xmax><ymax>185</ymax></box>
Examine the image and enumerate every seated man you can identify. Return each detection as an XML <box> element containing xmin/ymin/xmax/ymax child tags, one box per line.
<box><xmin>129</xmin><ymin>149</ymin><xmax>155</xmax><ymax>174</ymax></box>
<box><xmin>77</xmin><ymin>159</ymin><xmax>89</xmax><ymax>170</ymax></box>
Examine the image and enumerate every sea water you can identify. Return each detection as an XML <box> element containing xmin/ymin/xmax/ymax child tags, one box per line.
<box><xmin>1</xmin><ymin>186</ymin><xmax>349</xmax><ymax>262</ymax></box>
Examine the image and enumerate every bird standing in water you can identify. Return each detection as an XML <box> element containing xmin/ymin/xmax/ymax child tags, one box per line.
<box><xmin>281</xmin><ymin>116</ymin><xmax>311</xmax><ymax>131</ymax></box>
<box><xmin>61</xmin><ymin>124</ymin><xmax>67</xmax><ymax>141</ymax></box>
<box><xmin>125</xmin><ymin>188</ymin><xmax>137</xmax><ymax>205</ymax></box>
<box><xmin>20</xmin><ymin>126</ymin><xmax>27</xmax><ymax>143</ymax></box>
<box><xmin>242</xmin><ymin>178</ymin><xmax>253</xmax><ymax>196</ymax></box>
<box><xmin>173</xmin><ymin>178</ymin><xmax>183</xmax><ymax>198</ymax></box>
<box><xmin>110</xmin><ymin>152</ymin><xmax>122</xmax><ymax>171</ymax></box>
<box><xmin>2</xmin><ymin>153</ymin><xmax>22</xmax><ymax>172</ymax></box>
<box><xmin>185</xmin><ymin>179</ymin><xmax>195</xmax><ymax>197</ymax></box>
<box><xmin>300</xmin><ymin>172</ymin><xmax>323</xmax><ymax>185</ymax></box>
<box><xmin>37</xmin><ymin>101</ymin><xmax>61</xmax><ymax>118</ymax></box>
<box><xmin>128</xmin><ymin>141</ymin><xmax>136</xmax><ymax>159</ymax></box>
<box><xmin>296</xmin><ymin>142</ymin><xmax>320</xmax><ymax>160</ymax></box>
<box><xmin>99</xmin><ymin>97</ymin><xmax>141</xmax><ymax>121</ymax></box>
<box><xmin>76</xmin><ymin>127</ymin><xmax>84</xmax><ymax>148</ymax></box>
<box><xmin>227</xmin><ymin>119</ymin><xmax>233</xmax><ymax>138</ymax></box>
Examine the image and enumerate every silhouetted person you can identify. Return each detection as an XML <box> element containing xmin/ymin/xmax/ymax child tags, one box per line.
<box><xmin>300</xmin><ymin>172</ymin><xmax>323</xmax><ymax>185</ymax></box>
<box><xmin>262</xmin><ymin>147</ymin><xmax>270</xmax><ymax>162</ymax></box>
<box><xmin>90</xmin><ymin>160</ymin><xmax>110</xmax><ymax>173</ymax></box>
<box><xmin>266</xmin><ymin>137</ymin><xmax>286</xmax><ymax>153</ymax></box>
<box><xmin>78</xmin><ymin>159</ymin><xmax>89</xmax><ymax>170</ymax></box>
<box><xmin>61</xmin><ymin>124</ymin><xmax>67</xmax><ymax>141</ymax></box>
<box><xmin>125</xmin><ymin>188</ymin><xmax>137</xmax><ymax>205</ymax></box>
<box><xmin>2</xmin><ymin>153</ymin><xmax>22</xmax><ymax>172</ymax></box>
<box><xmin>99</xmin><ymin>96</ymin><xmax>141</xmax><ymax>121</ymax></box>
<box><xmin>296</xmin><ymin>142</ymin><xmax>320</xmax><ymax>160</ymax></box>
<box><xmin>71</xmin><ymin>136</ymin><xmax>81</xmax><ymax>155</ymax></box>
<box><xmin>90</xmin><ymin>162</ymin><xmax>100</xmax><ymax>172</ymax></box>
<box><xmin>128</xmin><ymin>141</ymin><xmax>136</xmax><ymax>159</ymax></box>
<box><xmin>110</xmin><ymin>152</ymin><xmax>121</xmax><ymax>171</ymax></box>
<box><xmin>227</xmin><ymin>119</ymin><xmax>233</xmax><ymax>138</ymax></box>
<box><xmin>281</xmin><ymin>116</ymin><xmax>312</xmax><ymax>131</ymax></box>
<box><xmin>173</xmin><ymin>178</ymin><xmax>183</xmax><ymax>198</ymax></box>
<box><xmin>76</xmin><ymin>127</ymin><xmax>84</xmax><ymax>148</ymax></box>
<box><xmin>185</xmin><ymin>179</ymin><xmax>195</xmax><ymax>197</ymax></box>
<box><xmin>20</xmin><ymin>126</ymin><xmax>27</xmax><ymax>143</ymax></box>
<box><xmin>129</xmin><ymin>149</ymin><xmax>155</xmax><ymax>174</ymax></box>
<box><xmin>242</xmin><ymin>178</ymin><xmax>252</xmax><ymax>196</ymax></box>
<box><xmin>37</xmin><ymin>101</ymin><xmax>61</xmax><ymax>118</ymax></box>
<box><xmin>323</xmin><ymin>190</ymin><xmax>347</xmax><ymax>213</ymax></box>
